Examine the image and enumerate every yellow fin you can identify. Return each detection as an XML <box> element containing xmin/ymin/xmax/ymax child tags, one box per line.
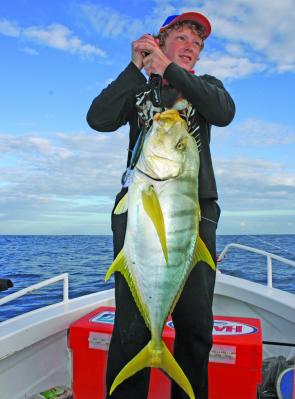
<box><xmin>104</xmin><ymin>250</ymin><xmax>151</xmax><ymax>328</ymax></box>
<box><xmin>192</xmin><ymin>236</ymin><xmax>216</xmax><ymax>271</ymax></box>
<box><xmin>104</xmin><ymin>249</ymin><xmax>126</xmax><ymax>281</ymax></box>
<box><xmin>161</xmin><ymin>341</ymin><xmax>195</xmax><ymax>399</ymax></box>
<box><xmin>110</xmin><ymin>340</ymin><xmax>195</xmax><ymax>399</ymax></box>
<box><xmin>114</xmin><ymin>193</ymin><xmax>128</xmax><ymax>215</ymax></box>
<box><xmin>142</xmin><ymin>186</ymin><xmax>168</xmax><ymax>264</ymax></box>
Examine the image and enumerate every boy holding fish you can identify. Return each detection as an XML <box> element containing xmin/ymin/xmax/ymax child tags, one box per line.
<box><xmin>87</xmin><ymin>11</ymin><xmax>235</xmax><ymax>399</ymax></box>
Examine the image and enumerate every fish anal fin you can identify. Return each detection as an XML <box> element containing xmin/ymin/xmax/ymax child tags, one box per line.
<box><xmin>114</xmin><ymin>193</ymin><xmax>128</xmax><ymax>215</ymax></box>
<box><xmin>105</xmin><ymin>249</ymin><xmax>151</xmax><ymax>329</ymax></box>
<box><xmin>110</xmin><ymin>340</ymin><xmax>195</xmax><ymax>399</ymax></box>
<box><xmin>142</xmin><ymin>186</ymin><xmax>168</xmax><ymax>264</ymax></box>
<box><xmin>192</xmin><ymin>236</ymin><xmax>216</xmax><ymax>271</ymax></box>
<box><xmin>104</xmin><ymin>249</ymin><xmax>126</xmax><ymax>281</ymax></box>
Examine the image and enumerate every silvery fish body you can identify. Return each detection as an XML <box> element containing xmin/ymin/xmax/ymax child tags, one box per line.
<box><xmin>106</xmin><ymin>110</ymin><xmax>215</xmax><ymax>399</ymax></box>
<box><xmin>126</xmin><ymin>115</ymin><xmax>200</xmax><ymax>339</ymax></box>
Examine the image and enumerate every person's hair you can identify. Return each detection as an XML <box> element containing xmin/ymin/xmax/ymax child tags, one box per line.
<box><xmin>156</xmin><ymin>20</ymin><xmax>206</xmax><ymax>50</ymax></box>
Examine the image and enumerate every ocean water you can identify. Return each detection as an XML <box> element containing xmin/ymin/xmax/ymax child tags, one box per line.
<box><xmin>0</xmin><ymin>235</ymin><xmax>295</xmax><ymax>322</ymax></box>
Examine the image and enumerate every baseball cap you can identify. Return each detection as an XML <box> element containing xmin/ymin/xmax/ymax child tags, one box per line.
<box><xmin>159</xmin><ymin>12</ymin><xmax>211</xmax><ymax>39</ymax></box>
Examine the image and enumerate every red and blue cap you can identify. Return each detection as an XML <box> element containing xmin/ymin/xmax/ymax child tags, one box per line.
<box><xmin>159</xmin><ymin>12</ymin><xmax>211</xmax><ymax>39</ymax></box>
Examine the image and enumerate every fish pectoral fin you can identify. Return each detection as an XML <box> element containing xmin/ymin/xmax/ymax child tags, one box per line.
<box><xmin>142</xmin><ymin>186</ymin><xmax>168</xmax><ymax>264</ymax></box>
<box><xmin>110</xmin><ymin>340</ymin><xmax>195</xmax><ymax>399</ymax></box>
<box><xmin>104</xmin><ymin>249</ymin><xmax>127</xmax><ymax>281</ymax></box>
<box><xmin>114</xmin><ymin>193</ymin><xmax>128</xmax><ymax>214</ymax></box>
<box><xmin>192</xmin><ymin>236</ymin><xmax>216</xmax><ymax>271</ymax></box>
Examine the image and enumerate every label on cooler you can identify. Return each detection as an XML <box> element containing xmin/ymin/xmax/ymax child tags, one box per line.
<box><xmin>209</xmin><ymin>344</ymin><xmax>236</xmax><ymax>364</ymax></box>
<box><xmin>88</xmin><ymin>332</ymin><xmax>111</xmax><ymax>350</ymax></box>
<box><xmin>167</xmin><ymin>319</ymin><xmax>258</xmax><ymax>335</ymax></box>
<box><xmin>213</xmin><ymin>320</ymin><xmax>258</xmax><ymax>335</ymax></box>
<box><xmin>90</xmin><ymin>311</ymin><xmax>115</xmax><ymax>324</ymax></box>
<box><xmin>89</xmin><ymin>311</ymin><xmax>258</xmax><ymax>337</ymax></box>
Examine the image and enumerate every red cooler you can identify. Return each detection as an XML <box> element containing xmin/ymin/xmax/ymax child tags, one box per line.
<box><xmin>209</xmin><ymin>315</ymin><xmax>262</xmax><ymax>398</ymax></box>
<box><xmin>69</xmin><ymin>307</ymin><xmax>262</xmax><ymax>399</ymax></box>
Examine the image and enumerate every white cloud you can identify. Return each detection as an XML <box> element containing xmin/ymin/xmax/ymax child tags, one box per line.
<box><xmin>214</xmin><ymin>157</ymin><xmax>295</xmax><ymax>212</ymax></box>
<box><xmin>0</xmin><ymin>129</ymin><xmax>129</xmax><ymax>200</ymax></box>
<box><xmin>198</xmin><ymin>52</ymin><xmax>266</xmax><ymax>80</ymax></box>
<box><xmin>21</xmin><ymin>47</ymin><xmax>39</xmax><ymax>56</ymax></box>
<box><xmin>190</xmin><ymin>0</ymin><xmax>295</xmax><ymax>72</ymax></box>
<box><xmin>23</xmin><ymin>23</ymin><xmax>106</xmax><ymax>57</ymax></box>
<box><xmin>0</xmin><ymin>19</ymin><xmax>106</xmax><ymax>58</ymax></box>
<box><xmin>0</xmin><ymin>18</ymin><xmax>21</xmax><ymax>37</ymax></box>
<box><xmin>1</xmin><ymin>126</ymin><xmax>294</xmax><ymax>234</ymax></box>
<box><xmin>0</xmin><ymin>129</ymin><xmax>130</xmax><ymax>233</ymax></box>
<box><xmin>235</xmin><ymin>119</ymin><xmax>295</xmax><ymax>146</ymax></box>
<box><xmin>76</xmin><ymin>0</ymin><xmax>295</xmax><ymax>74</ymax></box>
<box><xmin>214</xmin><ymin>118</ymin><xmax>295</xmax><ymax>147</ymax></box>
<box><xmin>78</xmin><ymin>4</ymin><xmax>146</xmax><ymax>39</ymax></box>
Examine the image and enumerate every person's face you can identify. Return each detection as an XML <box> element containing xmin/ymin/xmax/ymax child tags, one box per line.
<box><xmin>162</xmin><ymin>26</ymin><xmax>203</xmax><ymax>71</ymax></box>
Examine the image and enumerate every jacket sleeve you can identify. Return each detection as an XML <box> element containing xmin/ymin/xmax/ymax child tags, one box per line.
<box><xmin>87</xmin><ymin>62</ymin><xmax>147</xmax><ymax>132</ymax></box>
<box><xmin>163</xmin><ymin>62</ymin><xmax>235</xmax><ymax>127</ymax></box>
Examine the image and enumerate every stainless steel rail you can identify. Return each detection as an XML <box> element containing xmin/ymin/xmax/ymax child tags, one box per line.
<box><xmin>0</xmin><ymin>273</ymin><xmax>69</xmax><ymax>306</ymax></box>
<box><xmin>218</xmin><ymin>243</ymin><xmax>295</xmax><ymax>288</ymax></box>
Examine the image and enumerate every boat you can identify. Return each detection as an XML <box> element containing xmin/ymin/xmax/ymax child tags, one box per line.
<box><xmin>0</xmin><ymin>242</ymin><xmax>294</xmax><ymax>398</ymax></box>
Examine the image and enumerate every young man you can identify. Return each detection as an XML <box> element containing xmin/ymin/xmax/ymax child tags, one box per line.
<box><xmin>87</xmin><ymin>12</ymin><xmax>235</xmax><ymax>399</ymax></box>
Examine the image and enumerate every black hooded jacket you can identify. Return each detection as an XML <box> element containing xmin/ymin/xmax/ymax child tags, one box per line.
<box><xmin>87</xmin><ymin>61</ymin><xmax>235</xmax><ymax>200</ymax></box>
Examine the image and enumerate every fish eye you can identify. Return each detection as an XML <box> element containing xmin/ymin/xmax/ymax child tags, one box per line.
<box><xmin>176</xmin><ymin>139</ymin><xmax>187</xmax><ymax>151</ymax></box>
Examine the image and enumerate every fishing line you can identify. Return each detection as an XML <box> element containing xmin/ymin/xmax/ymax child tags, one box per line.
<box><xmin>201</xmin><ymin>216</ymin><xmax>217</xmax><ymax>224</ymax></box>
<box><xmin>247</xmin><ymin>235</ymin><xmax>295</xmax><ymax>258</ymax></box>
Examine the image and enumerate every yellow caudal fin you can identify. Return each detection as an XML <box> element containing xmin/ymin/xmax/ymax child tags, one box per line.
<box><xmin>161</xmin><ymin>341</ymin><xmax>195</xmax><ymax>399</ymax></box>
<box><xmin>192</xmin><ymin>235</ymin><xmax>216</xmax><ymax>271</ymax></box>
<box><xmin>142</xmin><ymin>186</ymin><xmax>168</xmax><ymax>264</ymax></box>
<box><xmin>114</xmin><ymin>192</ymin><xmax>128</xmax><ymax>214</ymax></box>
<box><xmin>110</xmin><ymin>340</ymin><xmax>195</xmax><ymax>399</ymax></box>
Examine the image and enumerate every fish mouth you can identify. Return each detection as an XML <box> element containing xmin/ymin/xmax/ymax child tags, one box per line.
<box><xmin>136</xmin><ymin>155</ymin><xmax>181</xmax><ymax>181</ymax></box>
<box><xmin>136</xmin><ymin>166</ymin><xmax>171</xmax><ymax>182</ymax></box>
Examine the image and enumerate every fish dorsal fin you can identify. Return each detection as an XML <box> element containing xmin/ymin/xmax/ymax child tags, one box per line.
<box><xmin>192</xmin><ymin>235</ymin><xmax>216</xmax><ymax>271</ymax></box>
<box><xmin>104</xmin><ymin>249</ymin><xmax>150</xmax><ymax>327</ymax></box>
<box><xmin>142</xmin><ymin>186</ymin><xmax>168</xmax><ymax>264</ymax></box>
<box><xmin>114</xmin><ymin>193</ymin><xmax>128</xmax><ymax>214</ymax></box>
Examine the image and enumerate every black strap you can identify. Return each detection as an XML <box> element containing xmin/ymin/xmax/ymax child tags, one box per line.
<box><xmin>129</xmin><ymin>121</ymin><xmax>150</xmax><ymax>170</ymax></box>
<box><xmin>149</xmin><ymin>73</ymin><xmax>163</xmax><ymax>107</ymax></box>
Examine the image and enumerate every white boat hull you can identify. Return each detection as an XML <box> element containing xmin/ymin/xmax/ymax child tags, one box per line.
<box><xmin>0</xmin><ymin>271</ymin><xmax>294</xmax><ymax>399</ymax></box>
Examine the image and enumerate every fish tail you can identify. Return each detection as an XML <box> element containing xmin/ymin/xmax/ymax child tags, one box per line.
<box><xmin>109</xmin><ymin>339</ymin><xmax>195</xmax><ymax>399</ymax></box>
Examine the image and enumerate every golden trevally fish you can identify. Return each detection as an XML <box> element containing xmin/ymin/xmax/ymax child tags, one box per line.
<box><xmin>105</xmin><ymin>109</ymin><xmax>215</xmax><ymax>399</ymax></box>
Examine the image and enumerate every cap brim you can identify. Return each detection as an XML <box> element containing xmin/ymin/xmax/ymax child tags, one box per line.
<box><xmin>159</xmin><ymin>12</ymin><xmax>211</xmax><ymax>39</ymax></box>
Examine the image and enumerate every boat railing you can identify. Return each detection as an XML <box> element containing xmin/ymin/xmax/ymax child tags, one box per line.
<box><xmin>0</xmin><ymin>273</ymin><xmax>69</xmax><ymax>306</ymax></box>
<box><xmin>218</xmin><ymin>243</ymin><xmax>295</xmax><ymax>288</ymax></box>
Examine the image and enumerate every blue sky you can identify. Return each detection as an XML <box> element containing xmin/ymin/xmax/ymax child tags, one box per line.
<box><xmin>0</xmin><ymin>0</ymin><xmax>294</xmax><ymax>235</ymax></box>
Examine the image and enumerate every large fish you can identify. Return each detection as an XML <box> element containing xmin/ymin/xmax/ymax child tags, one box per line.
<box><xmin>105</xmin><ymin>109</ymin><xmax>215</xmax><ymax>399</ymax></box>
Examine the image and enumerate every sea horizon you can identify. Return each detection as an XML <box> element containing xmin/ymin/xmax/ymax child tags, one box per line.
<box><xmin>1</xmin><ymin>234</ymin><xmax>294</xmax><ymax>321</ymax></box>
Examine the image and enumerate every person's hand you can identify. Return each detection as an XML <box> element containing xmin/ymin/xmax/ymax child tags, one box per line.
<box><xmin>132</xmin><ymin>35</ymin><xmax>172</xmax><ymax>76</ymax></box>
<box><xmin>142</xmin><ymin>48</ymin><xmax>172</xmax><ymax>77</ymax></box>
<box><xmin>131</xmin><ymin>34</ymin><xmax>157</xmax><ymax>70</ymax></box>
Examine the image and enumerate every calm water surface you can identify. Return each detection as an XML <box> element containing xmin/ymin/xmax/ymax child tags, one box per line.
<box><xmin>0</xmin><ymin>234</ymin><xmax>294</xmax><ymax>322</ymax></box>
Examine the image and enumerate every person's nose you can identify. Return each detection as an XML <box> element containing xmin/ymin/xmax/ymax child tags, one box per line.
<box><xmin>184</xmin><ymin>40</ymin><xmax>194</xmax><ymax>52</ymax></box>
